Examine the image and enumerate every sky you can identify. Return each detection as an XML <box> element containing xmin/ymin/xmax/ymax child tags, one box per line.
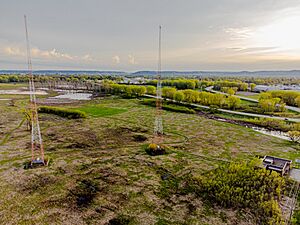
<box><xmin>1</xmin><ymin>0</ymin><xmax>300</xmax><ymax>71</ymax></box>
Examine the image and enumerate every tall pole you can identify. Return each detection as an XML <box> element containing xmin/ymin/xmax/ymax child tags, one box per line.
<box><xmin>154</xmin><ymin>25</ymin><xmax>163</xmax><ymax>141</ymax></box>
<box><xmin>24</xmin><ymin>15</ymin><xmax>45</xmax><ymax>165</ymax></box>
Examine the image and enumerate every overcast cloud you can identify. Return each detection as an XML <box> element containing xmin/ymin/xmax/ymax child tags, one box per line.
<box><xmin>1</xmin><ymin>0</ymin><xmax>300</xmax><ymax>71</ymax></box>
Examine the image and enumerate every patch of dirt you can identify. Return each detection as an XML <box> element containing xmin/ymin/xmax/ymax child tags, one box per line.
<box><xmin>132</xmin><ymin>134</ymin><xmax>148</xmax><ymax>142</ymax></box>
<box><xmin>103</xmin><ymin>126</ymin><xmax>148</xmax><ymax>146</ymax></box>
<box><xmin>107</xmin><ymin>214</ymin><xmax>133</xmax><ymax>225</ymax></box>
<box><xmin>15</xmin><ymin>173</ymin><xmax>58</xmax><ymax>194</ymax></box>
<box><xmin>68</xmin><ymin>179</ymin><xmax>99</xmax><ymax>208</ymax></box>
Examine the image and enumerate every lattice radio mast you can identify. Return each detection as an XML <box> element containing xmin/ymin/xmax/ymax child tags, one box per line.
<box><xmin>24</xmin><ymin>15</ymin><xmax>45</xmax><ymax>166</ymax></box>
<box><xmin>154</xmin><ymin>25</ymin><xmax>163</xmax><ymax>138</ymax></box>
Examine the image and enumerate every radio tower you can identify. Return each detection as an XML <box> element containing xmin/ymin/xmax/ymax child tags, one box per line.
<box><xmin>154</xmin><ymin>25</ymin><xmax>163</xmax><ymax>140</ymax></box>
<box><xmin>24</xmin><ymin>15</ymin><xmax>45</xmax><ymax>166</ymax></box>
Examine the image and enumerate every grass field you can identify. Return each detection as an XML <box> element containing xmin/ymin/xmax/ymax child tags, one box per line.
<box><xmin>236</xmin><ymin>91</ymin><xmax>260</xmax><ymax>100</ymax></box>
<box><xmin>0</xmin><ymin>94</ymin><xmax>299</xmax><ymax>224</ymax></box>
<box><xmin>77</xmin><ymin>104</ymin><xmax>128</xmax><ymax>117</ymax></box>
<box><xmin>0</xmin><ymin>82</ymin><xmax>28</xmax><ymax>90</ymax></box>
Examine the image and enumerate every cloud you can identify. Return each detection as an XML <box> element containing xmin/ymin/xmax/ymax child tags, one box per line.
<box><xmin>128</xmin><ymin>54</ymin><xmax>136</xmax><ymax>64</ymax></box>
<box><xmin>31</xmin><ymin>47</ymin><xmax>75</xmax><ymax>60</ymax></box>
<box><xmin>228</xmin><ymin>46</ymin><xmax>278</xmax><ymax>53</ymax></box>
<box><xmin>82</xmin><ymin>54</ymin><xmax>94</xmax><ymax>62</ymax></box>
<box><xmin>4</xmin><ymin>47</ymin><xmax>25</xmax><ymax>56</ymax></box>
<box><xmin>2</xmin><ymin>46</ymin><xmax>96</xmax><ymax>62</ymax></box>
<box><xmin>224</xmin><ymin>27</ymin><xmax>254</xmax><ymax>40</ymax></box>
<box><xmin>112</xmin><ymin>55</ymin><xmax>120</xmax><ymax>64</ymax></box>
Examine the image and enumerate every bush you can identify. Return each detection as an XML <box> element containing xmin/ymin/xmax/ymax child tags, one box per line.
<box><xmin>145</xmin><ymin>143</ymin><xmax>166</xmax><ymax>156</ymax></box>
<box><xmin>39</xmin><ymin>106</ymin><xmax>86</xmax><ymax>119</ymax></box>
<box><xmin>163</xmin><ymin>104</ymin><xmax>195</xmax><ymax>114</ymax></box>
<box><xmin>269</xmin><ymin>90</ymin><xmax>300</xmax><ymax>106</ymax></box>
<box><xmin>192</xmin><ymin>161</ymin><xmax>286</xmax><ymax>225</ymax></box>
<box><xmin>288</xmin><ymin>131</ymin><xmax>300</xmax><ymax>143</ymax></box>
<box><xmin>246</xmin><ymin>118</ymin><xmax>290</xmax><ymax>131</ymax></box>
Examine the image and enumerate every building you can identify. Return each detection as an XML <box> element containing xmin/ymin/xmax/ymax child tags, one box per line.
<box><xmin>262</xmin><ymin>155</ymin><xmax>292</xmax><ymax>176</ymax></box>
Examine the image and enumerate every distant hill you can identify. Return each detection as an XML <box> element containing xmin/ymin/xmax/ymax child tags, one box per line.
<box><xmin>0</xmin><ymin>70</ymin><xmax>128</xmax><ymax>76</ymax></box>
<box><xmin>1</xmin><ymin>70</ymin><xmax>300</xmax><ymax>77</ymax></box>
<box><xmin>131</xmin><ymin>70</ymin><xmax>300</xmax><ymax>77</ymax></box>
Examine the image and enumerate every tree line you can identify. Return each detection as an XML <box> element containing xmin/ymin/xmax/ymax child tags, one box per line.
<box><xmin>258</xmin><ymin>93</ymin><xmax>287</xmax><ymax>113</ymax></box>
<box><xmin>146</xmin><ymin>79</ymin><xmax>214</xmax><ymax>90</ymax></box>
<box><xmin>0</xmin><ymin>74</ymin><xmax>122</xmax><ymax>83</ymax></box>
<box><xmin>161</xmin><ymin>87</ymin><xmax>241</xmax><ymax>110</ymax></box>
<box><xmin>265</xmin><ymin>90</ymin><xmax>300</xmax><ymax>107</ymax></box>
<box><xmin>213</xmin><ymin>80</ymin><xmax>256</xmax><ymax>92</ymax></box>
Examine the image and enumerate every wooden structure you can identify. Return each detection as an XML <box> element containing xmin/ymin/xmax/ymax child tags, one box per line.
<box><xmin>262</xmin><ymin>155</ymin><xmax>292</xmax><ymax>175</ymax></box>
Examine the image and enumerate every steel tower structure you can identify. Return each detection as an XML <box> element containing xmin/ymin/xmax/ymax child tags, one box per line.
<box><xmin>24</xmin><ymin>15</ymin><xmax>45</xmax><ymax>165</ymax></box>
<box><xmin>154</xmin><ymin>25</ymin><xmax>163</xmax><ymax>138</ymax></box>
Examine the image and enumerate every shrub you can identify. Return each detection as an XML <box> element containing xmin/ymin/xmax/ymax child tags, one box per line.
<box><xmin>268</xmin><ymin>90</ymin><xmax>300</xmax><ymax>106</ymax></box>
<box><xmin>192</xmin><ymin>161</ymin><xmax>286</xmax><ymax>225</ymax></box>
<box><xmin>288</xmin><ymin>131</ymin><xmax>300</xmax><ymax>143</ymax></box>
<box><xmin>163</xmin><ymin>104</ymin><xmax>195</xmax><ymax>114</ymax></box>
<box><xmin>145</xmin><ymin>143</ymin><xmax>166</xmax><ymax>156</ymax></box>
<box><xmin>246</xmin><ymin>118</ymin><xmax>290</xmax><ymax>131</ymax></box>
<box><xmin>39</xmin><ymin>106</ymin><xmax>86</xmax><ymax>119</ymax></box>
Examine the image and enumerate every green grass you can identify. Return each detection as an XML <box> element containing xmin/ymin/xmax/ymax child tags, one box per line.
<box><xmin>240</xmin><ymin>99</ymin><xmax>257</xmax><ymax>106</ymax></box>
<box><xmin>0</xmin><ymin>94</ymin><xmax>29</xmax><ymax>99</ymax></box>
<box><xmin>1</xmin><ymin>96</ymin><xmax>300</xmax><ymax>224</ymax></box>
<box><xmin>76</xmin><ymin>104</ymin><xmax>128</xmax><ymax>117</ymax></box>
<box><xmin>0</xmin><ymin>83</ymin><xmax>27</xmax><ymax>90</ymax></box>
<box><xmin>236</xmin><ymin>92</ymin><xmax>260</xmax><ymax>100</ymax></box>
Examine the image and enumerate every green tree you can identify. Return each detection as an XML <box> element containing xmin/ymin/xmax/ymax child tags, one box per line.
<box><xmin>296</xmin><ymin>96</ymin><xmax>300</xmax><ymax>107</ymax></box>
<box><xmin>212</xmin><ymin>93</ymin><xmax>226</xmax><ymax>107</ymax></box>
<box><xmin>135</xmin><ymin>86</ymin><xmax>146</xmax><ymax>97</ymax></box>
<box><xmin>227</xmin><ymin>88</ymin><xmax>235</xmax><ymax>96</ymax></box>
<box><xmin>146</xmin><ymin>85</ymin><xmax>156</xmax><ymax>95</ymax></box>
<box><xmin>162</xmin><ymin>87</ymin><xmax>177</xmax><ymax>99</ymax></box>
<box><xmin>183</xmin><ymin>89</ymin><xmax>198</xmax><ymax>103</ymax></box>
<box><xmin>124</xmin><ymin>85</ymin><xmax>133</xmax><ymax>97</ymax></box>
<box><xmin>259</xmin><ymin>99</ymin><xmax>275</xmax><ymax>112</ymax></box>
<box><xmin>250</xmin><ymin>83</ymin><xmax>256</xmax><ymax>92</ymax></box>
<box><xmin>174</xmin><ymin>91</ymin><xmax>185</xmax><ymax>102</ymax></box>
<box><xmin>239</xmin><ymin>83</ymin><xmax>248</xmax><ymax>91</ymax></box>
<box><xmin>259</xmin><ymin>92</ymin><xmax>272</xmax><ymax>100</ymax></box>
<box><xmin>227</xmin><ymin>96</ymin><xmax>241</xmax><ymax>110</ymax></box>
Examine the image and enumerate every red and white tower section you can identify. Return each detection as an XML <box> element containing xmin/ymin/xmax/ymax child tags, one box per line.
<box><xmin>24</xmin><ymin>15</ymin><xmax>45</xmax><ymax>166</ymax></box>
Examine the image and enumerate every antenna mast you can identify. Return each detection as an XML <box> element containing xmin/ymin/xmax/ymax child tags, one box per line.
<box><xmin>24</xmin><ymin>15</ymin><xmax>45</xmax><ymax>166</ymax></box>
<box><xmin>154</xmin><ymin>25</ymin><xmax>163</xmax><ymax>140</ymax></box>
